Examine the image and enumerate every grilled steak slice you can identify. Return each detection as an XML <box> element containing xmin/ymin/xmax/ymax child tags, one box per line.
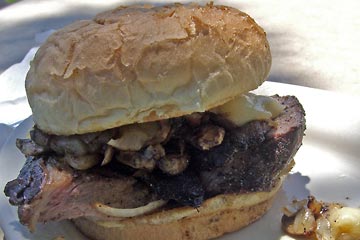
<box><xmin>190</xmin><ymin>121</ymin><xmax>270</xmax><ymax>171</ymax></box>
<box><xmin>4</xmin><ymin>157</ymin><xmax>157</xmax><ymax>230</ymax></box>
<box><xmin>194</xmin><ymin>95</ymin><xmax>306</xmax><ymax>196</ymax></box>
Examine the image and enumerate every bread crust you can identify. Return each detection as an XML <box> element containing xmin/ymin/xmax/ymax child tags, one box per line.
<box><xmin>73</xmin><ymin>178</ymin><xmax>283</xmax><ymax>240</ymax></box>
<box><xmin>26</xmin><ymin>3</ymin><xmax>271</xmax><ymax>135</ymax></box>
<box><xmin>75</xmin><ymin>201</ymin><xmax>271</xmax><ymax>240</ymax></box>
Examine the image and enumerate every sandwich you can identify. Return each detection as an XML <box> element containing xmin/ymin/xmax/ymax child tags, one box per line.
<box><xmin>4</xmin><ymin>3</ymin><xmax>306</xmax><ymax>240</ymax></box>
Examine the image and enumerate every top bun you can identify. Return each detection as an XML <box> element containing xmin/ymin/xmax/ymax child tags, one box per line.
<box><xmin>26</xmin><ymin>3</ymin><xmax>271</xmax><ymax>135</ymax></box>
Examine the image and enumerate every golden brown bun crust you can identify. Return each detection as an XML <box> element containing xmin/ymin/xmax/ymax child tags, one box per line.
<box><xmin>74</xmin><ymin>201</ymin><xmax>270</xmax><ymax>240</ymax></box>
<box><xmin>73</xmin><ymin>179</ymin><xmax>282</xmax><ymax>240</ymax></box>
<box><xmin>26</xmin><ymin>3</ymin><xmax>271</xmax><ymax>135</ymax></box>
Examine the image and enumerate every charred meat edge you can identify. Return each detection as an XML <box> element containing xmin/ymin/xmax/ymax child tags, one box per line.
<box><xmin>5</xmin><ymin>157</ymin><xmax>158</xmax><ymax>231</ymax></box>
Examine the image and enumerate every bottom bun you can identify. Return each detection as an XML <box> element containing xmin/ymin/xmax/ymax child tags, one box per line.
<box><xmin>74</xmin><ymin>177</ymin><xmax>284</xmax><ymax>240</ymax></box>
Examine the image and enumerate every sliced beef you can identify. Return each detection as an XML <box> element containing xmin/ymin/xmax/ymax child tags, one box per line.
<box><xmin>194</xmin><ymin>95</ymin><xmax>306</xmax><ymax>196</ymax></box>
<box><xmin>4</xmin><ymin>156</ymin><xmax>158</xmax><ymax>230</ymax></box>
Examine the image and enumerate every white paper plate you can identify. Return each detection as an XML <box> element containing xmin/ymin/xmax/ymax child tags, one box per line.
<box><xmin>1</xmin><ymin>82</ymin><xmax>360</xmax><ymax>240</ymax></box>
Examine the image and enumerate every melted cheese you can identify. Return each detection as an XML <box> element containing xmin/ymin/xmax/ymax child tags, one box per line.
<box><xmin>211</xmin><ymin>93</ymin><xmax>284</xmax><ymax>126</ymax></box>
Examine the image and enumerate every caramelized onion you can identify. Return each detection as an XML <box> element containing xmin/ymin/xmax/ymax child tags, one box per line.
<box><xmin>328</xmin><ymin>207</ymin><xmax>360</xmax><ymax>239</ymax></box>
<box><xmin>282</xmin><ymin>196</ymin><xmax>360</xmax><ymax>240</ymax></box>
<box><xmin>292</xmin><ymin>208</ymin><xmax>316</xmax><ymax>235</ymax></box>
<box><xmin>282</xmin><ymin>207</ymin><xmax>315</xmax><ymax>236</ymax></box>
<box><xmin>282</xmin><ymin>199</ymin><xmax>307</xmax><ymax>217</ymax></box>
<box><xmin>316</xmin><ymin>216</ymin><xmax>332</xmax><ymax>240</ymax></box>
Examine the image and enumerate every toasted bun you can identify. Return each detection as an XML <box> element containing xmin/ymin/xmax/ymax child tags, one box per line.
<box><xmin>73</xmin><ymin>177</ymin><xmax>283</xmax><ymax>240</ymax></box>
<box><xmin>26</xmin><ymin>3</ymin><xmax>271</xmax><ymax>135</ymax></box>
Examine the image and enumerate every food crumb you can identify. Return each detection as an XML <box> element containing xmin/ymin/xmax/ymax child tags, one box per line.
<box><xmin>53</xmin><ymin>236</ymin><xmax>65</xmax><ymax>240</ymax></box>
<box><xmin>281</xmin><ymin>196</ymin><xmax>360</xmax><ymax>240</ymax></box>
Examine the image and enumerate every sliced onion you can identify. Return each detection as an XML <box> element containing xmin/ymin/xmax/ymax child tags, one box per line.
<box><xmin>316</xmin><ymin>216</ymin><xmax>332</xmax><ymax>240</ymax></box>
<box><xmin>108</xmin><ymin>122</ymin><xmax>161</xmax><ymax>151</ymax></box>
<box><xmin>292</xmin><ymin>207</ymin><xmax>316</xmax><ymax>235</ymax></box>
<box><xmin>282</xmin><ymin>196</ymin><xmax>360</xmax><ymax>240</ymax></box>
<box><xmin>94</xmin><ymin>200</ymin><xmax>167</xmax><ymax>218</ymax></box>
<box><xmin>101</xmin><ymin>146</ymin><xmax>114</xmax><ymax>166</ymax></box>
<box><xmin>282</xmin><ymin>199</ymin><xmax>308</xmax><ymax>217</ymax></box>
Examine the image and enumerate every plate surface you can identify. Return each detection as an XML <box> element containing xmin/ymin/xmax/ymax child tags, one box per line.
<box><xmin>1</xmin><ymin>82</ymin><xmax>359</xmax><ymax>240</ymax></box>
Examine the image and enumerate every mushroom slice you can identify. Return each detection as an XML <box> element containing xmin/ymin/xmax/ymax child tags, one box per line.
<box><xmin>158</xmin><ymin>154</ymin><xmax>189</xmax><ymax>175</ymax></box>
<box><xmin>189</xmin><ymin>124</ymin><xmax>225</xmax><ymax>150</ymax></box>
<box><xmin>64</xmin><ymin>154</ymin><xmax>101</xmax><ymax>170</ymax></box>
<box><xmin>16</xmin><ymin>139</ymin><xmax>48</xmax><ymax>156</ymax></box>
<box><xmin>116</xmin><ymin>144</ymin><xmax>165</xmax><ymax>171</ymax></box>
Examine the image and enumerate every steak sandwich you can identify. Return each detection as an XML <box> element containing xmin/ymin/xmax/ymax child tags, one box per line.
<box><xmin>4</xmin><ymin>3</ymin><xmax>306</xmax><ymax>240</ymax></box>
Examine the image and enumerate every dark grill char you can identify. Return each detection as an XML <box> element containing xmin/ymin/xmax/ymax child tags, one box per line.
<box><xmin>190</xmin><ymin>121</ymin><xmax>270</xmax><ymax>171</ymax></box>
<box><xmin>194</xmin><ymin>95</ymin><xmax>305</xmax><ymax>196</ymax></box>
<box><xmin>4</xmin><ymin>157</ymin><xmax>44</xmax><ymax>205</ymax></box>
<box><xmin>147</xmin><ymin>95</ymin><xmax>305</xmax><ymax>201</ymax></box>
<box><xmin>141</xmin><ymin>170</ymin><xmax>204</xmax><ymax>207</ymax></box>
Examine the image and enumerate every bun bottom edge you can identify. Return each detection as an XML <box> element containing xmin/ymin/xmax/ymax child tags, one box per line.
<box><xmin>73</xmin><ymin>179</ymin><xmax>284</xmax><ymax>240</ymax></box>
